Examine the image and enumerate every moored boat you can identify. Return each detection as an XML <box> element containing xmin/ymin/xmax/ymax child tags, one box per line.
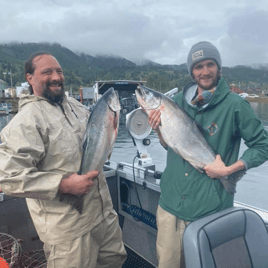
<box><xmin>0</xmin><ymin>109</ymin><xmax>9</xmax><ymax>116</ymax></box>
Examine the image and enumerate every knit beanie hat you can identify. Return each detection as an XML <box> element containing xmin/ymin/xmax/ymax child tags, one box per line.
<box><xmin>187</xmin><ymin>41</ymin><xmax>221</xmax><ymax>76</ymax></box>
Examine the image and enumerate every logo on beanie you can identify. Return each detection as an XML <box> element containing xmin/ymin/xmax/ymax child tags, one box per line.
<box><xmin>192</xmin><ymin>50</ymin><xmax>204</xmax><ymax>61</ymax></box>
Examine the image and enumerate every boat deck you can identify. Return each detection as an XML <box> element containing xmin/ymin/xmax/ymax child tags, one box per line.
<box><xmin>123</xmin><ymin>246</ymin><xmax>156</xmax><ymax>268</ymax></box>
<box><xmin>1</xmin><ymin>163</ymin><xmax>268</xmax><ymax>267</ymax></box>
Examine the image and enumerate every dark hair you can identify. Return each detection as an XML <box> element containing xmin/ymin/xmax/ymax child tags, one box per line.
<box><xmin>25</xmin><ymin>51</ymin><xmax>52</xmax><ymax>94</ymax></box>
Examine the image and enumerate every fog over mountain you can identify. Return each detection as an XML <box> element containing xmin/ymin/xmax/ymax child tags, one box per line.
<box><xmin>0</xmin><ymin>0</ymin><xmax>267</xmax><ymax>67</ymax></box>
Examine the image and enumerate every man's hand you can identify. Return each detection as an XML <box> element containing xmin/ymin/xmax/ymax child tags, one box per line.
<box><xmin>148</xmin><ymin>107</ymin><xmax>168</xmax><ymax>149</ymax></box>
<box><xmin>59</xmin><ymin>170</ymin><xmax>99</xmax><ymax>195</ymax></box>
<box><xmin>204</xmin><ymin>155</ymin><xmax>229</xmax><ymax>179</ymax></box>
<box><xmin>148</xmin><ymin>109</ymin><xmax>161</xmax><ymax>130</ymax></box>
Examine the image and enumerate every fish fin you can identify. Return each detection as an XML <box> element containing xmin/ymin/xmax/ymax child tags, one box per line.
<box><xmin>73</xmin><ymin>195</ymin><xmax>84</xmax><ymax>214</ymax></box>
<box><xmin>190</xmin><ymin>162</ymin><xmax>204</xmax><ymax>173</ymax></box>
<box><xmin>59</xmin><ymin>194</ymin><xmax>84</xmax><ymax>214</ymax></box>
<box><xmin>107</xmin><ymin>151</ymin><xmax>112</xmax><ymax>160</ymax></box>
<box><xmin>228</xmin><ymin>169</ymin><xmax>246</xmax><ymax>186</ymax></box>
<box><xmin>195</xmin><ymin>166</ymin><xmax>204</xmax><ymax>173</ymax></box>
<box><xmin>220</xmin><ymin>170</ymin><xmax>246</xmax><ymax>194</ymax></box>
<box><xmin>220</xmin><ymin>176</ymin><xmax>236</xmax><ymax>194</ymax></box>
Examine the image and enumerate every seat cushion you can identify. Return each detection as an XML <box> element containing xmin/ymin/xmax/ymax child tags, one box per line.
<box><xmin>183</xmin><ymin>207</ymin><xmax>268</xmax><ymax>268</ymax></box>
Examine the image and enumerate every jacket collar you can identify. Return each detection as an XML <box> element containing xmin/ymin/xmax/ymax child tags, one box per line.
<box><xmin>19</xmin><ymin>93</ymin><xmax>67</xmax><ymax>110</ymax></box>
<box><xmin>182</xmin><ymin>77</ymin><xmax>230</xmax><ymax>109</ymax></box>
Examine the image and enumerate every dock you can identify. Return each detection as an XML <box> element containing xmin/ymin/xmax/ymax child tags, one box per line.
<box><xmin>0</xmin><ymin>97</ymin><xmax>19</xmax><ymax>113</ymax></box>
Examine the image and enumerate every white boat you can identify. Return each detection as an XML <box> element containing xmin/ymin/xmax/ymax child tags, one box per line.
<box><xmin>0</xmin><ymin>98</ymin><xmax>268</xmax><ymax>267</ymax></box>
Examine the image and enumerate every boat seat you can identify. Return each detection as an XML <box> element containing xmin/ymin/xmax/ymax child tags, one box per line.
<box><xmin>183</xmin><ymin>207</ymin><xmax>268</xmax><ymax>268</ymax></box>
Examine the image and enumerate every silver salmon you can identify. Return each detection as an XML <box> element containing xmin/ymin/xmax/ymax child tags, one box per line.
<box><xmin>135</xmin><ymin>85</ymin><xmax>244</xmax><ymax>194</ymax></box>
<box><xmin>60</xmin><ymin>87</ymin><xmax>121</xmax><ymax>213</ymax></box>
<box><xmin>79</xmin><ymin>87</ymin><xmax>120</xmax><ymax>174</ymax></box>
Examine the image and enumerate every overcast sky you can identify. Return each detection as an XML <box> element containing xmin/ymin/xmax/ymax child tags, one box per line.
<box><xmin>1</xmin><ymin>0</ymin><xmax>268</xmax><ymax>67</ymax></box>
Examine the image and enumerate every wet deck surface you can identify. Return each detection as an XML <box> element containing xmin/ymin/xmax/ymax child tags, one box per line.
<box><xmin>123</xmin><ymin>245</ymin><xmax>156</xmax><ymax>268</ymax></box>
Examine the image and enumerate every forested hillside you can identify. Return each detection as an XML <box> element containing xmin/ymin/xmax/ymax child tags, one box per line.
<box><xmin>0</xmin><ymin>42</ymin><xmax>267</xmax><ymax>94</ymax></box>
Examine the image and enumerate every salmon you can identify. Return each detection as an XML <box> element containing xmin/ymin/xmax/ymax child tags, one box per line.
<box><xmin>135</xmin><ymin>85</ymin><xmax>244</xmax><ymax>194</ymax></box>
<box><xmin>79</xmin><ymin>87</ymin><xmax>120</xmax><ymax>174</ymax></box>
<box><xmin>60</xmin><ymin>87</ymin><xmax>121</xmax><ymax>213</ymax></box>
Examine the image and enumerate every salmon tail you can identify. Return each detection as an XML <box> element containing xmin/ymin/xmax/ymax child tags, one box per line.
<box><xmin>59</xmin><ymin>194</ymin><xmax>84</xmax><ymax>214</ymax></box>
<box><xmin>73</xmin><ymin>196</ymin><xmax>84</xmax><ymax>214</ymax></box>
<box><xmin>220</xmin><ymin>169</ymin><xmax>246</xmax><ymax>194</ymax></box>
<box><xmin>220</xmin><ymin>176</ymin><xmax>236</xmax><ymax>194</ymax></box>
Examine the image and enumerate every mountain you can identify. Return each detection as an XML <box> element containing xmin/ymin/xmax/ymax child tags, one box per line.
<box><xmin>0</xmin><ymin>42</ymin><xmax>267</xmax><ymax>93</ymax></box>
<box><xmin>223</xmin><ymin>65</ymin><xmax>268</xmax><ymax>85</ymax></box>
<box><xmin>0</xmin><ymin>42</ymin><xmax>136</xmax><ymax>71</ymax></box>
<box><xmin>82</xmin><ymin>54</ymin><xmax>136</xmax><ymax>69</ymax></box>
<box><xmin>162</xmin><ymin>63</ymin><xmax>188</xmax><ymax>71</ymax></box>
<box><xmin>132</xmin><ymin>58</ymin><xmax>161</xmax><ymax>66</ymax></box>
<box><xmin>251</xmin><ymin>63</ymin><xmax>268</xmax><ymax>71</ymax></box>
<box><xmin>0</xmin><ymin>42</ymin><xmax>85</xmax><ymax>67</ymax></box>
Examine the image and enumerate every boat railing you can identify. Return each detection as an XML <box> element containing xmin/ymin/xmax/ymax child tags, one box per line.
<box><xmin>234</xmin><ymin>200</ymin><xmax>268</xmax><ymax>223</ymax></box>
<box><xmin>105</xmin><ymin>161</ymin><xmax>268</xmax><ymax>224</ymax></box>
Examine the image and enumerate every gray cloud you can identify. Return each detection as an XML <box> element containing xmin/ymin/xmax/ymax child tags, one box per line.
<box><xmin>220</xmin><ymin>9</ymin><xmax>268</xmax><ymax>66</ymax></box>
<box><xmin>0</xmin><ymin>1</ymin><xmax>267</xmax><ymax>66</ymax></box>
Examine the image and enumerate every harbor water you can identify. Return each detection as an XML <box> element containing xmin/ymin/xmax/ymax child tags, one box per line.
<box><xmin>1</xmin><ymin>101</ymin><xmax>268</xmax><ymax>211</ymax></box>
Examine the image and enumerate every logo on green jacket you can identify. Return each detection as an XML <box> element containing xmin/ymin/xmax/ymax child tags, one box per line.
<box><xmin>206</xmin><ymin>122</ymin><xmax>219</xmax><ymax>136</ymax></box>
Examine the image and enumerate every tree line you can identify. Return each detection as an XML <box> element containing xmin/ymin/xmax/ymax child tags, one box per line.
<box><xmin>0</xmin><ymin>42</ymin><xmax>268</xmax><ymax>94</ymax></box>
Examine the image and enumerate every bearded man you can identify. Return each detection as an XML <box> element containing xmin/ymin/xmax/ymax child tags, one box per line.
<box><xmin>148</xmin><ymin>41</ymin><xmax>268</xmax><ymax>268</ymax></box>
<box><xmin>0</xmin><ymin>52</ymin><xmax>126</xmax><ymax>268</ymax></box>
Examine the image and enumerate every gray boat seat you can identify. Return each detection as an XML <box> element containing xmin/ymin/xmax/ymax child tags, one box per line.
<box><xmin>183</xmin><ymin>207</ymin><xmax>268</xmax><ymax>268</ymax></box>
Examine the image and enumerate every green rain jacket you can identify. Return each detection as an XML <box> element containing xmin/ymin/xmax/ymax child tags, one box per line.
<box><xmin>159</xmin><ymin>78</ymin><xmax>268</xmax><ymax>222</ymax></box>
<box><xmin>0</xmin><ymin>94</ymin><xmax>113</xmax><ymax>245</ymax></box>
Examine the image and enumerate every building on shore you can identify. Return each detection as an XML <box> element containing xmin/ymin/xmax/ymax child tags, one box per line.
<box><xmin>230</xmin><ymin>83</ymin><xmax>244</xmax><ymax>94</ymax></box>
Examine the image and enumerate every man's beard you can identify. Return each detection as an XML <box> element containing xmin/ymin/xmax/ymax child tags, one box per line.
<box><xmin>194</xmin><ymin>70</ymin><xmax>221</xmax><ymax>91</ymax></box>
<box><xmin>43</xmin><ymin>81</ymin><xmax>65</xmax><ymax>104</ymax></box>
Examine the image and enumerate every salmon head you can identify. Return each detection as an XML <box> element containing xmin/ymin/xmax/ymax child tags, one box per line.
<box><xmin>104</xmin><ymin>87</ymin><xmax>121</xmax><ymax>112</ymax></box>
<box><xmin>135</xmin><ymin>85</ymin><xmax>161</xmax><ymax>111</ymax></box>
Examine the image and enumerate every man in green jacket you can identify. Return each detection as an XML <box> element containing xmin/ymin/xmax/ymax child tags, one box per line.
<box><xmin>149</xmin><ymin>41</ymin><xmax>268</xmax><ymax>268</ymax></box>
<box><xmin>0</xmin><ymin>52</ymin><xmax>126</xmax><ymax>268</ymax></box>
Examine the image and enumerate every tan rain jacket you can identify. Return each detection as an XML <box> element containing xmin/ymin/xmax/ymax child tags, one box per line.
<box><xmin>0</xmin><ymin>94</ymin><xmax>113</xmax><ymax>245</ymax></box>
